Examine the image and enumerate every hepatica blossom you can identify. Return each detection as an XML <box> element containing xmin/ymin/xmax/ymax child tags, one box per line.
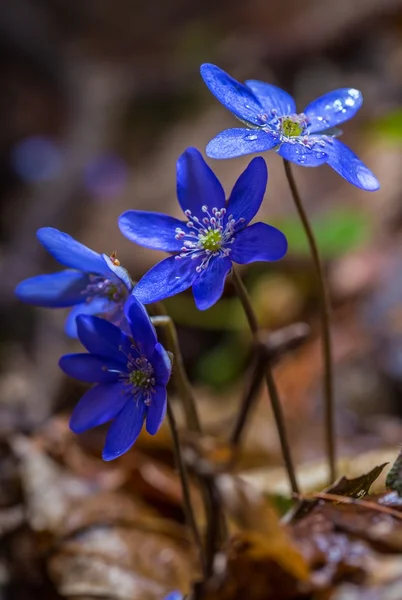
<box><xmin>200</xmin><ymin>63</ymin><xmax>379</xmax><ymax>191</ymax></box>
<box><xmin>15</xmin><ymin>227</ymin><xmax>132</xmax><ymax>337</ymax></box>
<box><xmin>119</xmin><ymin>148</ymin><xmax>287</xmax><ymax>310</ymax></box>
<box><xmin>59</xmin><ymin>296</ymin><xmax>172</xmax><ymax>460</ymax></box>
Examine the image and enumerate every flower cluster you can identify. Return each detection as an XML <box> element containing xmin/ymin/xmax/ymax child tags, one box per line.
<box><xmin>15</xmin><ymin>61</ymin><xmax>380</xmax><ymax>465</ymax></box>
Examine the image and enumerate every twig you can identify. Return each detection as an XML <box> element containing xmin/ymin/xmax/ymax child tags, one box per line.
<box><xmin>294</xmin><ymin>491</ymin><xmax>402</xmax><ymax>521</ymax></box>
<box><xmin>231</xmin><ymin>267</ymin><xmax>299</xmax><ymax>495</ymax></box>
<box><xmin>230</xmin><ymin>351</ymin><xmax>266</xmax><ymax>447</ymax></box>
<box><xmin>167</xmin><ymin>401</ymin><xmax>206</xmax><ymax>576</ymax></box>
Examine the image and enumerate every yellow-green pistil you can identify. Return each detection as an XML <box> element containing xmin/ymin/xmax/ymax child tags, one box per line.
<box><xmin>281</xmin><ymin>117</ymin><xmax>304</xmax><ymax>138</ymax></box>
<box><xmin>199</xmin><ymin>229</ymin><xmax>222</xmax><ymax>252</ymax></box>
<box><xmin>129</xmin><ymin>370</ymin><xmax>150</xmax><ymax>387</ymax></box>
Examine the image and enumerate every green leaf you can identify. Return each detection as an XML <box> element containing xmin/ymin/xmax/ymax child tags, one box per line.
<box><xmin>370</xmin><ymin>108</ymin><xmax>402</xmax><ymax>144</ymax></box>
<box><xmin>271</xmin><ymin>207</ymin><xmax>371</xmax><ymax>259</ymax></box>
<box><xmin>196</xmin><ymin>336</ymin><xmax>247</xmax><ymax>388</ymax></box>
<box><xmin>163</xmin><ymin>295</ymin><xmax>247</xmax><ymax>331</ymax></box>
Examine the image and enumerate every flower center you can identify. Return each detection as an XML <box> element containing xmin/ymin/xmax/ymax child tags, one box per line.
<box><xmin>117</xmin><ymin>346</ymin><xmax>156</xmax><ymax>406</ymax></box>
<box><xmin>84</xmin><ymin>275</ymin><xmax>128</xmax><ymax>303</ymax></box>
<box><xmin>129</xmin><ymin>369</ymin><xmax>150</xmax><ymax>387</ymax></box>
<box><xmin>264</xmin><ymin>111</ymin><xmax>309</xmax><ymax>142</ymax></box>
<box><xmin>281</xmin><ymin>116</ymin><xmax>304</xmax><ymax>137</ymax></box>
<box><xmin>174</xmin><ymin>206</ymin><xmax>245</xmax><ymax>273</ymax></box>
<box><xmin>199</xmin><ymin>229</ymin><xmax>222</xmax><ymax>252</ymax></box>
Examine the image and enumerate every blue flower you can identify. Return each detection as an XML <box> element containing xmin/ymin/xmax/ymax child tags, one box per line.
<box><xmin>200</xmin><ymin>63</ymin><xmax>379</xmax><ymax>192</ymax></box>
<box><xmin>163</xmin><ymin>593</ymin><xmax>184</xmax><ymax>600</ymax></box>
<box><xmin>15</xmin><ymin>227</ymin><xmax>133</xmax><ymax>337</ymax></box>
<box><xmin>59</xmin><ymin>295</ymin><xmax>172</xmax><ymax>460</ymax></box>
<box><xmin>118</xmin><ymin>148</ymin><xmax>287</xmax><ymax>310</ymax></box>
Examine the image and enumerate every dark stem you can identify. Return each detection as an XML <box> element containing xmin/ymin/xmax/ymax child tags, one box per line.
<box><xmin>151</xmin><ymin>306</ymin><xmax>202</xmax><ymax>433</ymax></box>
<box><xmin>166</xmin><ymin>401</ymin><xmax>206</xmax><ymax>576</ymax></box>
<box><xmin>203</xmin><ymin>475</ymin><xmax>223</xmax><ymax>577</ymax></box>
<box><xmin>231</xmin><ymin>267</ymin><xmax>299</xmax><ymax>495</ymax></box>
<box><xmin>230</xmin><ymin>351</ymin><xmax>266</xmax><ymax>447</ymax></box>
<box><xmin>282</xmin><ymin>159</ymin><xmax>335</xmax><ymax>483</ymax></box>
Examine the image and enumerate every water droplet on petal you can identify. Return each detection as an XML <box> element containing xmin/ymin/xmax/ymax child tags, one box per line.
<box><xmin>246</xmin><ymin>134</ymin><xmax>258</xmax><ymax>141</ymax></box>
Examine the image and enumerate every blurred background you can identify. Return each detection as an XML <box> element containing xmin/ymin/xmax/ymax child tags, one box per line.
<box><xmin>1</xmin><ymin>0</ymin><xmax>402</xmax><ymax>491</ymax></box>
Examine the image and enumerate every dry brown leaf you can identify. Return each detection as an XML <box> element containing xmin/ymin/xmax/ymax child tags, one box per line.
<box><xmin>49</xmin><ymin>523</ymin><xmax>194</xmax><ymax>600</ymax></box>
<box><xmin>205</xmin><ymin>532</ymin><xmax>310</xmax><ymax>600</ymax></box>
<box><xmin>242</xmin><ymin>448</ymin><xmax>394</xmax><ymax>497</ymax></box>
<box><xmin>48</xmin><ymin>491</ymin><xmax>197</xmax><ymax>599</ymax></box>
<box><xmin>216</xmin><ymin>474</ymin><xmax>309</xmax><ymax>583</ymax></box>
<box><xmin>287</xmin><ymin>463</ymin><xmax>388</xmax><ymax>523</ymax></box>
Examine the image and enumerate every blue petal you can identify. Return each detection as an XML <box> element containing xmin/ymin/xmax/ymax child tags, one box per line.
<box><xmin>76</xmin><ymin>314</ymin><xmax>133</xmax><ymax>361</ymax></box>
<box><xmin>69</xmin><ymin>382</ymin><xmax>128</xmax><ymax>434</ymax></box>
<box><xmin>226</xmin><ymin>157</ymin><xmax>267</xmax><ymax>228</ymax></box>
<box><xmin>59</xmin><ymin>353</ymin><xmax>123</xmax><ymax>383</ymax></box>
<box><xmin>151</xmin><ymin>342</ymin><xmax>172</xmax><ymax>386</ymax></box>
<box><xmin>324</xmin><ymin>138</ymin><xmax>380</xmax><ymax>191</ymax></box>
<box><xmin>231</xmin><ymin>222</ymin><xmax>288</xmax><ymax>264</ymax></box>
<box><xmin>200</xmin><ymin>63</ymin><xmax>265</xmax><ymax>126</ymax></box>
<box><xmin>277</xmin><ymin>138</ymin><xmax>328</xmax><ymax>166</ymax></box>
<box><xmin>124</xmin><ymin>295</ymin><xmax>157</xmax><ymax>356</ymax></box>
<box><xmin>146</xmin><ymin>385</ymin><xmax>167</xmax><ymax>435</ymax></box>
<box><xmin>118</xmin><ymin>211</ymin><xmax>185</xmax><ymax>252</ymax></box>
<box><xmin>15</xmin><ymin>270</ymin><xmax>89</xmax><ymax>308</ymax></box>
<box><xmin>64</xmin><ymin>297</ymin><xmax>112</xmax><ymax>338</ymax></box>
<box><xmin>304</xmin><ymin>88</ymin><xmax>363</xmax><ymax>133</ymax></box>
<box><xmin>245</xmin><ymin>80</ymin><xmax>296</xmax><ymax>116</ymax></box>
<box><xmin>176</xmin><ymin>148</ymin><xmax>225</xmax><ymax>220</ymax></box>
<box><xmin>107</xmin><ymin>304</ymin><xmax>130</xmax><ymax>336</ymax></box>
<box><xmin>206</xmin><ymin>128</ymin><xmax>279</xmax><ymax>160</ymax></box>
<box><xmin>103</xmin><ymin>398</ymin><xmax>146</xmax><ymax>461</ymax></box>
<box><xmin>102</xmin><ymin>254</ymin><xmax>133</xmax><ymax>290</ymax></box>
<box><xmin>192</xmin><ymin>257</ymin><xmax>232</xmax><ymax>310</ymax></box>
<box><xmin>163</xmin><ymin>593</ymin><xmax>183</xmax><ymax>600</ymax></box>
<box><xmin>134</xmin><ymin>255</ymin><xmax>202</xmax><ymax>304</ymax></box>
<box><xmin>37</xmin><ymin>228</ymin><xmax>110</xmax><ymax>276</ymax></box>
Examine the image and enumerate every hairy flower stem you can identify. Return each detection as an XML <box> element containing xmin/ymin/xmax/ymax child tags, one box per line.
<box><xmin>151</xmin><ymin>306</ymin><xmax>202</xmax><ymax>433</ymax></box>
<box><xmin>230</xmin><ymin>351</ymin><xmax>267</xmax><ymax>447</ymax></box>
<box><xmin>231</xmin><ymin>267</ymin><xmax>299</xmax><ymax>495</ymax></box>
<box><xmin>167</xmin><ymin>401</ymin><xmax>207</xmax><ymax>577</ymax></box>
<box><xmin>283</xmin><ymin>159</ymin><xmax>335</xmax><ymax>484</ymax></box>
